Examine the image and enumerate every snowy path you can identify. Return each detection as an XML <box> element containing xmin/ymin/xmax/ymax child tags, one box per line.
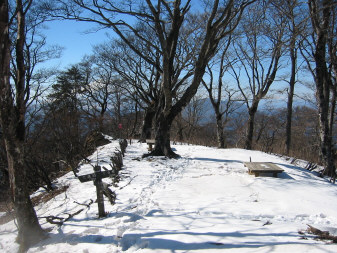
<box><xmin>118</xmin><ymin>144</ymin><xmax>337</xmax><ymax>252</ymax></box>
<box><xmin>1</xmin><ymin>141</ymin><xmax>337</xmax><ymax>252</ymax></box>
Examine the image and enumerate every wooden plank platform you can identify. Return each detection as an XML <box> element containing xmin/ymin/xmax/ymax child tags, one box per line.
<box><xmin>244</xmin><ymin>162</ymin><xmax>284</xmax><ymax>177</ymax></box>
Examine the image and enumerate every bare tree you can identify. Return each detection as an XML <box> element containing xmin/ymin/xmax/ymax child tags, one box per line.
<box><xmin>254</xmin><ymin>108</ymin><xmax>284</xmax><ymax>153</ymax></box>
<box><xmin>46</xmin><ymin>0</ymin><xmax>254</xmax><ymax>157</ymax></box>
<box><xmin>303</xmin><ymin>0</ymin><xmax>337</xmax><ymax>180</ymax></box>
<box><xmin>94</xmin><ymin>38</ymin><xmax>161</xmax><ymax>141</ymax></box>
<box><xmin>76</xmin><ymin>57</ymin><xmax>113</xmax><ymax>132</ymax></box>
<box><xmin>202</xmin><ymin>44</ymin><xmax>243</xmax><ymax>148</ymax></box>
<box><xmin>145</xmin><ymin>0</ymin><xmax>253</xmax><ymax>157</ymax></box>
<box><xmin>183</xmin><ymin>95</ymin><xmax>207</xmax><ymax>142</ymax></box>
<box><xmin>326</xmin><ymin>3</ymin><xmax>337</xmax><ymax>160</ymax></box>
<box><xmin>0</xmin><ymin>0</ymin><xmax>46</xmax><ymax>251</ymax></box>
<box><xmin>229</xmin><ymin>1</ymin><xmax>285</xmax><ymax>150</ymax></box>
<box><xmin>272</xmin><ymin>0</ymin><xmax>307</xmax><ymax>155</ymax></box>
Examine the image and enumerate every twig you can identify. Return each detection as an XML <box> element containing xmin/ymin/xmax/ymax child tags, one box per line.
<box><xmin>45</xmin><ymin>216</ymin><xmax>64</xmax><ymax>225</ymax></box>
<box><xmin>42</xmin><ymin>200</ymin><xmax>94</xmax><ymax>226</ymax></box>
<box><xmin>119</xmin><ymin>176</ymin><xmax>137</xmax><ymax>190</ymax></box>
<box><xmin>64</xmin><ymin>208</ymin><xmax>85</xmax><ymax>222</ymax></box>
<box><xmin>73</xmin><ymin>199</ymin><xmax>94</xmax><ymax>208</ymax></box>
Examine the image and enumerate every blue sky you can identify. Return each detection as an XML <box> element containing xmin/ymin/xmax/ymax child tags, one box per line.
<box><xmin>43</xmin><ymin>19</ymin><xmax>112</xmax><ymax>69</ymax></box>
<box><xmin>41</xmin><ymin>15</ymin><xmax>314</xmax><ymax>107</ymax></box>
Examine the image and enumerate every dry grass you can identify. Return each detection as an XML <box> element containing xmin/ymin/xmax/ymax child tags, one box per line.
<box><xmin>0</xmin><ymin>185</ymin><xmax>69</xmax><ymax>225</ymax></box>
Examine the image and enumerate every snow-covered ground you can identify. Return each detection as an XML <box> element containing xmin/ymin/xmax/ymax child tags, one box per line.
<box><xmin>1</xmin><ymin>140</ymin><xmax>337</xmax><ymax>252</ymax></box>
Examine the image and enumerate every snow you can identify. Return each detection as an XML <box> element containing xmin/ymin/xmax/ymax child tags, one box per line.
<box><xmin>1</xmin><ymin>140</ymin><xmax>337</xmax><ymax>252</ymax></box>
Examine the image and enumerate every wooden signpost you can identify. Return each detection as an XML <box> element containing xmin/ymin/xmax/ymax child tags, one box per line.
<box><xmin>78</xmin><ymin>165</ymin><xmax>114</xmax><ymax>218</ymax></box>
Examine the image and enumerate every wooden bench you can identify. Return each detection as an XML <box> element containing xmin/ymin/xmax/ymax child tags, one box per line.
<box><xmin>244</xmin><ymin>162</ymin><xmax>284</xmax><ymax>177</ymax></box>
<box><xmin>146</xmin><ymin>139</ymin><xmax>155</xmax><ymax>151</ymax></box>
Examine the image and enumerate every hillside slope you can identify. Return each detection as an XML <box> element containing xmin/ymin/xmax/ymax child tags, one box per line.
<box><xmin>1</xmin><ymin>141</ymin><xmax>337</xmax><ymax>252</ymax></box>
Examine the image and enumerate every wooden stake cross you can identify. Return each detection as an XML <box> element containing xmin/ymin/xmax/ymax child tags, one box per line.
<box><xmin>78</xmin><ymin>165</ymin><xmax>114</xmax><ymax>218</ymax></box>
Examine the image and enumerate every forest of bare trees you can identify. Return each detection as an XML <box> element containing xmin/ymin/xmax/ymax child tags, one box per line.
<box><xmin>1</xmin><ymin>0</ymin><xmax>337</xmax><ymax>251</ymax></box>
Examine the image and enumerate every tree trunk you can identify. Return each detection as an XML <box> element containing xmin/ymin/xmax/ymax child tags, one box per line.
<box><xmin>285</xmin><ymin>46</ymin><xmax>297</xmax><ymax>155</ymax></box>
<box><xmin>4</xmin><ymin>135</ymin><xmax>46</xmax><ymax>252</ymax></box>
<box><xmin>245</xmin><ymin>104</ymin><xmax>258</xmax><ymax>150</ymax></box>
<box><xmin>316</xmin><ymin>77</ymin><xmax>335</xmax><ymax>178</ymax></box>
<box><xmin>98</xmin><ymin>115</ymin><xmax>104</xmax><ymax>132</ymax></box>
<box><xmin>143</xmin><ymin>97</ymin><xmax>179</xmax><ymax>158</ymax></box>
<box><xmin>318</xmin><ymin>102</ymin><xmax>335</xmax><ymax>178</ymax></box>
<box><xmin>216</xmin><ymin>114</ymin><xmax>225</xmax><ymax>148</ymax></box>
<box><xmin>0</xmin><ymin>1</ymin><xmax>45</xmax><ymax>251</ymax></box>
<box><xmin>175</xmin><ymin>113</ymin><xmax>185</xmax><ymax>142</ymax></box>
<box><xmin>329</xmin><ymin>86</ymin><xmax>336</xmax><ymax>140</ymax></box>
<box><xmin>130</xmin><ymin>102</ymin><xmax>139</xmax><ymax>138</ymax></box>
<box><xmin>144</xmin><ymin>113</ymin><xmax>178</xmax><ymax>158</ymax></box>
<box><xmin>309</xmin><ymin>0</ymin><xmax>336</xmax><ymax>179</ymax></box>
<box><xmin>140</xmin><ymin>106</ymin><xmax>155</xmax><ymax>142</ymax></box>
<box><xmin>98</xmin><ymin>110</ymin><xmax>106</xmax><ymax>132</ymax></box>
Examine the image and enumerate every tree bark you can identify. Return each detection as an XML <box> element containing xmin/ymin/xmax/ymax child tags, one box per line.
<box><xmin>4</xmin><ymin>135</ymin><xmax>45</xmax><ymax>252</ymax></box>
<box><xmin>309</xmin><ymin>0</ymin><xmax>336</xmax><ymax>179</ymax></box>
<box><xmin>0</xmin><ymin>1</ymin><xmax>45</xmax><ymax>251</ymax></box>
<box><xmin>175</xmin><ymin>113</ymin><xmax>185</xmax><ymax>142</ymax></box>
<box><xmin>140</xmin><ymin>106</ymin><xmax>156</xmax><ymax>142</ymax></box>
<box><xmin>328</xmin><ymin>86</ymin><xmax>336</xmax><ymax>142</ymax></box>
<box><xmin>130</xmin><ymin>102</ymin><xmax>139</xmax><ymax>138</ymax></box>
<box><xmin>146</xmin><ymin>112</ymin><xmax>178</xmax><ymax>158</ymax></box>
<box><xmin>285</xmin><ymin>46</ymin><xmax>296</xmax><ymax>155</ymax></box>
<box><xmin>216</xmin><ymin>113</ymin><xmax>225</xmax><ymax>148</ymax></box>
<box><xmin>245</xmin><ymin>104</ymin><xmax>258</xmax><ymax>150</ymax></box>
<box><xmin>317</xmin><ymin>95</ymin><xmax>335</xmax><ymax>178</ymax></box>
<box><xmin>283</xmin><ymin>0</ymin><xmax>300</xmax><ymax>156</ymax></box>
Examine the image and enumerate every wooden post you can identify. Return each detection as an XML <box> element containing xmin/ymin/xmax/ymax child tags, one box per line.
<box><xmin>78</xmin><ymin>166</ymin><xmax>117</xmax><ymax>218</ymax></box>
<box><xmin>94</xmin><ymin>165</ymin><xmax>105</xmax><ymax>218</ymax></box>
